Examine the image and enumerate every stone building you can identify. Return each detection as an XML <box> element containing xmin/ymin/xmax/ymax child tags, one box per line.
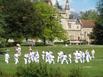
<box><xmin>68</xmin><ymin>19</ymin><xmax>95</xmax><ymax>44</ymax></box>
<box><xmin>45</xmin><ymin>0</ymin><xmax>95</xmax><ymax>44</ymax></box>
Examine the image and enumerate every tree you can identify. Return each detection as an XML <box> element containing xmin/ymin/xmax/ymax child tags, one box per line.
<box><xmin>80</xmin><ymin>10</ymin><xmax>98</xmax><ymax>20</ymax></box>
<box><xmin>0</xmin><ymin>1</ymin><xmax>7</xmax><ymax>47</ymax></box>
<box><xmin>91</xmin><ymin>23</ymin><xmax>103</xmax><ymax>44</ymax></box>
<box><xmin>0</xmin><ymin>11</ymin><xmax>5</xmax><ymax>36</ymax></box>
<box><xmin>32</xmin><ymin>2</ymin><xmax>66</xmax><ymax>45</ymax></box>
<box><xmin>2</xmin><ymin>0</ymin><xmax>36</xmax><ymax>42</ymax></box>
<box><xmin>2</xmin><ymin>0</ymin><xmax>66</xmax><ymax>45</ymax></box>
<box><xmin>0</xmin><ymin>0</ymin><xmax>5</xmax><ymax>36</ymax></box>
<box><xmin>91</xmin><ymin>0</ymin><xmax>103</xmax><ymax>44</ymax></box>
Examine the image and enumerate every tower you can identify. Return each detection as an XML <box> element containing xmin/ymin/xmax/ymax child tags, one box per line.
<box><xmin>64</xmin><ymin>0</ymin><xmax>70</xmax><ymax>18</ymax></box>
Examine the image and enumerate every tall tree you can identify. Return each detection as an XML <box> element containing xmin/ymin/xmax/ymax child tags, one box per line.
<box><xmin>2</xmin><ymin>0</ymin><xmax>36</xmax><ymax>42</ymax></box>
<box><xmin>32</xmin><ymin>2</ymin><xmax>66</xmax><ymax>45</ymax></box>
<box><xmin>91</xmin><ymin>0</ymin><xmax>103</xmax><ymax>44</ymax></box>
<box><xmin>80</xmin><ymin>10</ymin><xmax>98</xmax><ymax>20</ymax></box>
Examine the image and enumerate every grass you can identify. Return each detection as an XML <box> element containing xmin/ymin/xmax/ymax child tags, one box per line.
<box><xmin>0</xmin><ymin>45</ymin><xmax>103</xmax><ymax>77</ymax></box>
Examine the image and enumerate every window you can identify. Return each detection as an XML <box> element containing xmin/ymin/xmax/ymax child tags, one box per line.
<box><xmin>68</xmin><ymin>23</ymin><xmax>71</xmax><ymax>28</ymax></box>
<box><xmin>77</xmin><ymin>26</ymin><xmax>79</xmax><ymax>29</ymax></box>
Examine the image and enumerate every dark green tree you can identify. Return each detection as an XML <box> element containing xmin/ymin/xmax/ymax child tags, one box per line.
<box><xmin>91</xmin><ymin>0</ymin><xmax>103</xmax><ymax>44</ymax></box>
<box><xmin>2</xmin><ymin>0</ymin><xmax>36</xmax><ymax>42</ymax></box>
<box><xmin>0</xmin><ymin>1</ymin><xmax>7</xmax><ymax>47</ymax></box>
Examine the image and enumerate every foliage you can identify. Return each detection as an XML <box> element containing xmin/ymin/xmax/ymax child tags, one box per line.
<box><xmin>68</xmin><ymin>67</ymin><xmax>84</xmax><ymax>77</ymax></box>
<box><xmin>32</xmin><ymin>2</ymin><xmax>66</xmax><ymax>45</ymax></box>
<box><xmin>1</xmin><ymin>0</ymin><xmax>66</xmax><ymax>45</ymax></box>
<box><xmin>80</xmin><ymin>10</ymin><xmax>98</xmax><ymax>20</ymax></box>
<box><xmin>16</xmin><ymin>63</ymin><xmax>49</xmax><ymax>77</ymax></box>
<box><xmin>91</xmin><ymin>22</ymin><xmax>103</xmax><ymax>44</ymax></box>
<box><xmin>2</xmin><ymin>0</ymin><xmax>36</xmax><ymax>41</ymax></box>
<box><xmin>91</xmin><ymin>0</ymin><xmax>103</xmax><ymax>44</ymax></box>
<box><xmin>0</xmin><ymin>68</ymin><xmax>13</xmax><ymax>77</ymax></box>
<box><xmin>0</xmin><ymin>38</ymin><xmax>7</xmax><ymax>47</ymax></box>
<box><xmin>0</xmin><ymin>4</ymin><xmax>6</xmax><ymax>47</ymax></box>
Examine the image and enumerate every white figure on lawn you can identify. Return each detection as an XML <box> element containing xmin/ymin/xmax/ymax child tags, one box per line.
<box><xmin>61</xmin><ymin>53</ymin><xmax>68</xmax><ymax>64</ymax></box>
<box><xmin>29</xmin><ymin>49</ymin><xmax>35</xmax><ymax>62</ymax></box>
<box><xmin>91</xmin><ymin>49</ymin><xmax>95</xmax><ymax>59</ymax></box>
<box><xmin>42</xmin><ymin>51</ymin><xmax>45</xmax><ymax>61</ymax></box>
<box><xmin>85</xmin><ymin>50</ymin><xmax>91</xmax><ymax>63</ymax></box>
<box><xmin>34</xmin><ymin>51</ymin><xmax>39</xmax><ymax>63</ymax></box>
<box><xmin>73</xmin><ymin>50</ymin><xmax>79</xmax><ymax>63</ymax></box>
<box><xmin>15</xmin><ymin>44</ymin><xmax>21</xmax><ymax>56</ymax></box>
<box><xmin>68</xmin><ymin>53</ymin><xmax>72</xmax><ymax>63</ymax></box>
<box><xmin>81</xmin><ymin>51</ymin><xmax>85</xmax><ymax>63</ymax></box>
<box><xmin>5</xmin><ymin>49</ymin><xmax>10</xmax><ymax>64</ymax></box>
<box><xmin>24</xmin><ymin>53</ymin><xmax>29</xmax><ymax>64</ymax></box>
<box><xmin>48</xmin><ymin>51</ymin><xmax>55</xmax><ymax>64</ymax></box>
<box><xmin>57</xmin><ymin>51</ymin><xmax>63</xmax><ymax>63</ymax></box>
<box><xmin>14</xmin><ymin>53</ymin><xmax>19</xmax><ymax>64</ymax></box>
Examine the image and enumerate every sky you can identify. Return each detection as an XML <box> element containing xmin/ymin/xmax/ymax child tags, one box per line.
<box><xmin>52</xmin><ymin>0</ymin><xmax>98</xmax><ymax>13</ymax></box>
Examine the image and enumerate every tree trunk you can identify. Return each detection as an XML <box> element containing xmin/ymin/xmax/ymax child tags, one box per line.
<box><xmin>43</xmin><ymin>37</ymin><xmax>46</xmax><ymax>45</ymax></box>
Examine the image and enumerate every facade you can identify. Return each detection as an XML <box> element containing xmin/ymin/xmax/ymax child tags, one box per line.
<box><xmin>68</xmin><ymin>19</ymin><xmax>95</xmax><ymax>44</ymax></box>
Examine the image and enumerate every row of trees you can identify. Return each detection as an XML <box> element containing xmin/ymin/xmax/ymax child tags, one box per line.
<box><xmin>0</xmin><ymin>0</ymin><xmax>66</xmax><ymax>46</ymax></box>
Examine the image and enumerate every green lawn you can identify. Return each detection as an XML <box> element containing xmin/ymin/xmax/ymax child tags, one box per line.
<box><xmin>0</xmin><ymin>45</ymin><xmax>103</xmax><ymax>77</ymax></box>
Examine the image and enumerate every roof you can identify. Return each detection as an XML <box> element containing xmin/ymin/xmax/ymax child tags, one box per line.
<box><xmin>80</xmin><ymin>20</ymin><xmax>95</xmax><ymax>28</ymax></box>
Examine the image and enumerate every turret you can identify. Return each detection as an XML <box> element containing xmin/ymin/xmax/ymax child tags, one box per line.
<box><xmin>64</xmin><ymin>0</ymin><xmax>70</xmax><ymax>18</ymax></box>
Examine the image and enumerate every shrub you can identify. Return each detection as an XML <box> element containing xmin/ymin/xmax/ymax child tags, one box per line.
<box><xmin>16</xmin><ymin>63</ymin><xmax>49</xmax><ymax>77</ymax></box>
<box><xmin>68</xmin><ymin>67</ymin><xmax>84</xmax><ymax>77</ymax></box>
<box><xmin>16</xmin><ymin>63</ymin><xmax>65</xmax><ymax>77</ymax></box>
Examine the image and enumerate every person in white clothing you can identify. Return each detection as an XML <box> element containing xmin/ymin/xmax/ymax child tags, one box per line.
<box><xmin>85</xmin><ymin>50</ymin><xmax>91</xmax><ymax>63</ymax></box>
<box><xmin>91</xmin><ymin>49</ymin><xmax>95</xmax><ymax>59</ymax></box>
<box><xmin>73</xmin><ymin>50</ymin><xmax>79</xmax><ymax>63</ymax></box>
<box><xmin>15</xmin><ymin>44</ymin><xmax>21</xmax><ymax>56</ymax></box>
<box><xmin>5</xmin><ymin>50</ymin><xmax>10</xmax><ymax>64</ymax></box>
<box><xmin>81</xmin><ymin>51</ymin><xmax>85</xmax><ymax>63</ymax></box>
<box><xmin>34</xmin><ymin>51</ymin><xmax>39</xmax><ymax>63</ymax></box>
<box><xmin>29</xmin><ymin>49</ymin><xmax>35</xmax><ymax>62</ymax></box>
<box><xmin>61</xmin><ymin>53</ymin><xmax>68</xmax><ymax>64</ymax></box>
<box><xmin>42</xmin><ymin>51</ymin><xmax>45</xmax><ymax>61</ymax></box>
<box><xmin>48</xmin><ymin>51</ymin><xmax>55</xmax><ymax>64</ymax></box>
<box><xmin>57</xmin><ymin>51</ymin><xmax>63</xmax><ymax>63</ymax></box>
<box><xmin>14</xmin><ymin>53</ymin><xmax>19</xmax><ymax>64</ymax></box>
<box><xmin>68</xmin><ymin>54</ymin><xmax>72</xmax><ymax>63</ymax></box>
<box><xmin>24</xmin><ymin>53</ymin><xmax>29</xmax><ymax>64</ymax></box>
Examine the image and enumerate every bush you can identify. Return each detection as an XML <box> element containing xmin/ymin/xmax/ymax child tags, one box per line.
<box><xmin>16</xmin><ymin>63</ymin><xmax>86</xmax><ymax>77</ymax></box>
<box><xmin>16</xmin><ymin>63</ymin><xmax>49</xmax><ymax>77</ymax></box>
<box><xmin>68</xmin><ymin>67</ymin><xmax>84</xmax><ymax>77</ymax></box>
<box><xmin>16</xmin><ymin>63</ymin><xmax>65</xmax><ymax>77</ymax></box>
